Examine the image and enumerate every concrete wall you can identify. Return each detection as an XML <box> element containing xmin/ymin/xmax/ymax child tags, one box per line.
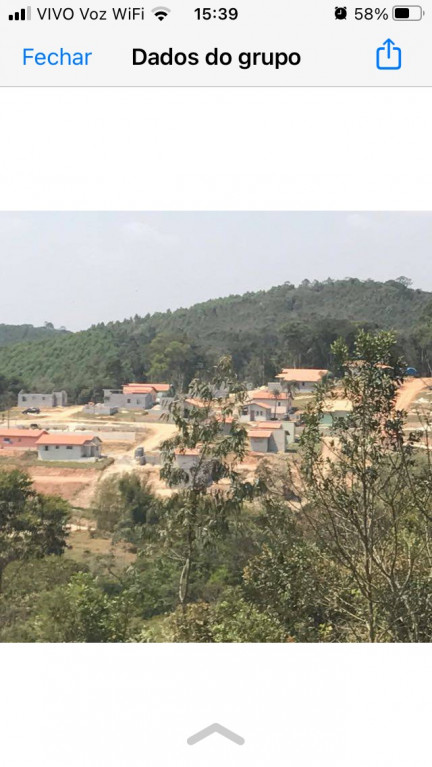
<box><xmin>83</xmin><ymin>403</ymin><xmax>118</xmax><ymax>415</ymax></box>
<box><xmin>268</xmin><ymin>428</ymin><xmax>285</xmax><ymax>453</ymax></box>
<box><xmin>37</xmin><ymin>442</ymin><xmax>101</xmax><ymax>461</ymax></box>
<box><xmin>18</xmin><ymin>390</ymin><xmax>67</xmax><ymax>408</ymax></box>
<box><xmin>252</xmin><ymin>398</ymin><xmax>290</xmax><ymax>417</ymax></box>
<box><xmin>249</xmin><ymin>436</ymin><xmax>269</xmax><ymax>453</ymax></box>
<box><xmin>103</xmin><ymin>389</ymin><xmax>154</xmax><ymax>410</ymax></box>
<box><xmin>240</xmin><ymin>403</ymin><xmax>272</xmax><ymax>422</ymax></box>
<box><xmin>0</xmin><ymin>433</ymin><xmax>41</xmax><ymax>449</ymax></box>
<box><xmin>295</xmin><ymin>381</ymin><xmax>316</xmax><ymax>393</ymax></box>
<box><xmin>53</xmin><ymin>391</ymin><xmax>68</xmax><ymax>406</ymax></box>
<box><xmin>281</xmin><ymin>421</ymin><xmax>296</xmax><ymax>445</ymax></box>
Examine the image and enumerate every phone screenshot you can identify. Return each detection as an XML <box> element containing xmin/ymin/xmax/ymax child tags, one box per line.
<box><xmin>0</xmin><ymin>2</ymin><xmax>431</xmax><ymax>766</ymax></box>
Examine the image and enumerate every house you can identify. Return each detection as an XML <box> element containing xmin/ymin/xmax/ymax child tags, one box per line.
<box><xmin>0</xmin><ymin>428</ymin><xmax>48</xmax><ymax>451</ymax></box>
<box><xmin>242</xmin><ymin>388</ymin><xmax>292</xmax><ymax>421</ymax></box>
<box><xmin>320</xmin><ymin>398</ymin><xmax>352</xmax><ymax>429</ymax></box>
<box><xmin>173</xmin><ymin>448</ymin><xmax>213</xmax><ymax>486</ymax></box>
<box><xmin>149</xmin><ymin>383</ymin><xmax>173</xmax><ymax>399</ymax></box>
<box><xmin>240</xmin><ymin>400</ymin><xmax>274</xmax><ymax>422</ymax></box>
<box><xmin>36</xmin><ymin>433</ymin><xmax>102</xmax><ymax>461</ymax></box>
<box><xmin>103</xmin><ymin>384</ymin><xmax>156</xmax><ymax>411</ymax></box>
<box><xmin>276</xmin><ymin>368</ymin><xmax>329</xmax><ymax>393</ymax></box>
<box><xmin>18</xmin><ymin>390</ymin><xmax>68</xmax><ymax>408</ymax></box>
<box><xmin>248</xmin><ymin>421</ymin><xmax>292</xmax><ymax>453</ymax></box>
<box><xmin>215</xmin><ymin>415</ymin><xmax>235</xmax><ymax>435</ymax></box>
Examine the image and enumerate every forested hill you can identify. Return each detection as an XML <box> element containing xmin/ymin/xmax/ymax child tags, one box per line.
<box><xmin>1</xmin><ymin>278</ymin><xmax>432</xmax><ymax>402</ymax></box>
<box><xmin>0</xmin><ymin>323</ymin><xmax>67</xmax><ymax>347</ymax></box>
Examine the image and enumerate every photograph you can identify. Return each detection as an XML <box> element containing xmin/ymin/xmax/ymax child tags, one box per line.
<box><xmin>0</xmin><ymin>211</ymin><xmax>432</xmax><ymax>643</ymax></box>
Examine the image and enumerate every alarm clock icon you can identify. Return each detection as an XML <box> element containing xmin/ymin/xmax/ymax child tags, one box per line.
<box><xmin>335</xmin><ymin>6</ymin><xmax>348</xmax><ymax>18</ymax></box>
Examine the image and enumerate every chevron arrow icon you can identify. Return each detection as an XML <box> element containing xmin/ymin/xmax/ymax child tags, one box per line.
<box><xmin>187</xmin><ymin>723</ymin><xmax>245</xmax><ymax>746</ymax></box>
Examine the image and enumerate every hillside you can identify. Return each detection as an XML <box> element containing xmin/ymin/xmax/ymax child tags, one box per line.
<box><xmin>1</xmin><ymin>278</ymin><xmax>432</xmax><ymax>401</ymax></box>
<box><xmin>0</xmin><ymin>323</ymin><xmax>67</xmax><ymax>347</ymax></box>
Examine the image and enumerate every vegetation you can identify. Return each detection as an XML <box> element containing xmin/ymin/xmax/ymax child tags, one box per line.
<box><xmin>1</xmin><ymin>278</ymin><xmax>432</xmax><ymax>402</ymax></box>
<box><xmin>1</xmin><ymin>330</ymin><xmax>432</xmax><ymax>642</ymax></box>
<box><xmin>0</xmin><ymin>322</ymin><xmax>67</xmax><ymax>348</ymax></box>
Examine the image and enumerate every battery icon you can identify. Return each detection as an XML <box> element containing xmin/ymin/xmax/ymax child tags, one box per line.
<box><xmin>393</xmin><ymin>5</ymin><xmax>424</xmax><ymax>19</ymax></box>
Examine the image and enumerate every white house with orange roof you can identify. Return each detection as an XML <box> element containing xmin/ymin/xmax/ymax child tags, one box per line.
<box><xmin>241</xmin><ymin>388</ymin><xmax>292</xmax><ymax>421</ymax></box>
<box><xmin>36</xmin><ymin>432</ymin><xmax>102</xmax><ymax>461</ymax></box>
<box><xmin>276</xmin><ymin>368</ymin><xmax>329</xmax><ymax>393</ymax></box>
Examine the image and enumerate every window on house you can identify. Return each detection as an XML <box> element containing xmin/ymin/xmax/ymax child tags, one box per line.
<box><xmin>127</xmin><ymin>398</ymin><xmax>131</xmax><ymax>403</ymax></box>
<box><xmin>3</xmin><ymin>438</ymin><xmax>11</xmax><ymax>443</ymax></box>
<box><xmin>22</xmin><ymin>396</ymin><xmax>27</xmax><ymax>402</ymax></box>
<box><xmin>44</xmin><ymin>446</ymin><xmax>49</xmax><ymax>451</ymax></box>
<box><xmin>66</xmin><ymin>446</ymin><xmax>73</xmax><ymax>450</ymax></box>
<box><xmin>55</xmin><ymin>445</ymin><xmax>59</xmax><ymax>449</ymax></box>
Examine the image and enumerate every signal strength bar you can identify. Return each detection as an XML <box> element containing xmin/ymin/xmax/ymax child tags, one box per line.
<box><xmin>8</xmin><ymin>6</ymin><xmax>31</xmax><ymax>21</ymax></box>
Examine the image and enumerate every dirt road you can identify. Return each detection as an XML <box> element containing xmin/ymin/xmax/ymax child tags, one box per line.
<box><xmin>396</xmin><ymin>378</ymin><xmax>432</xmax><ymax>411</ymax></box>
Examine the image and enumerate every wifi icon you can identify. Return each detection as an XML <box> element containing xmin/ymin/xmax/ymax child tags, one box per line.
<box><xmin>152</xmin><ymin>6</ymin><xmax>171</xmax><ymax>20</ymax></box>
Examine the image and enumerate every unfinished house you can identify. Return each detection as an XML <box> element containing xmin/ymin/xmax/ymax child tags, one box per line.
<box><xmin>18</xmin><ymin>390</ymin><xmax>68</xmax><ymax>408</ymax></box>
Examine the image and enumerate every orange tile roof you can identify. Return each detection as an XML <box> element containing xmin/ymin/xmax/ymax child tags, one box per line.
<box><xmin>247</xmin><ymin>400</ymin><xmax>273</xmax><ymax>409</ymax></box>
<box><xmin>249</xmin><ymin>390</ymin><xmax>291</xmax><ymax>400</ymax></box>
<box><xmin>255</xmin><ymin>421</ymin><xmax>283</xmax><ymax>429</ymax></box>
<box><xmin>276</xmin><ymin>369</ymin><xmax>328</xmax><ymax>383</ymax></box>
<box><xmin>175</xmin><ymin>448</ymin><xmax>201</xmax><ymax>456</ymax></box>
<box><xmin>124</xmin><ymin>382</ymin><xmax>171</xmax><ymax>393</ymax></box>
<box><xmin>36</xmin><ymin>433</ymin><xmax>101</xmax><ymax>446</ymax></box>
<box><xmin>0</xmin><ymin>428</ymin><xmax>47</xmax><ymax>439</ymax></box>
<box><xmin>149</xmin><ymin>383</ymin><xmax>171</xmax><ymax>392</ymax></box>
<box><xmin>249</xmin><ymin>429</ymin><xmax>272</xmax><ymax>439</ymax></box>
<box><xmin>123</xmin><ymin>384</ymin><xmax>156</xmax><ymax>395</ymax></box>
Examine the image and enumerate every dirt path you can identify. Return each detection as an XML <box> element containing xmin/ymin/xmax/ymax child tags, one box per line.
<box><xmin>140</xmin><ymin>422</ymin><xmax>177</xmax><ymax>451</ymax></box>
<box><xmin>396</xmin><ymin>378</ymin><xmax>432</xmax><ymax>411</ymax></box>
<box><xmin>72</xmin><ymin>422</ymin><xmax>178</xmax><ymax>508</ymax></box>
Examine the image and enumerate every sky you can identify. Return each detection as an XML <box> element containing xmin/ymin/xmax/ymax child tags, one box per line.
<box><xmin>0</xmin><ymin>211</ymin><xmax>431</xmax><ymax>331</ymax></box>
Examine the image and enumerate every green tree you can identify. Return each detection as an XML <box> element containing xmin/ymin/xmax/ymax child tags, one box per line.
<box><xmin>92</xmin><ymin>472</ymin><xmax>159</xmax><ymax>538</ymax></box>
<box><xmin>141</xmin><ymin>589</ymin><xmax>287</xmax><ymax>643</ymax></box>
<box><xmin>159</xmin><ymin>357</ymin><xmax>264</xmax><ymax>620</ymax></box>
<box><xmin>299</xmin><ymin>330</ymin><xmax>432</xmax><ymax>641</ymax></box>
<box><xmin>33</xmin><ymin>572</ymin><xmax>133</xmax><ymax>642</ymax></box>
<box><xmin>0</xmin><ymin>470</ymin><xmax>70</xmax><ymax>592</ymax></box>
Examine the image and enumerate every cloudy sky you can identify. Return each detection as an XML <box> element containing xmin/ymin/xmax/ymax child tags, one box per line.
<box><xmin>0</xmin><ymin>211</ymin><xmax>430</xmax><ymax>331</ymax></box>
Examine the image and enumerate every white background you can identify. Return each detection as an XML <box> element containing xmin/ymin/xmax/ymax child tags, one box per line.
<box><xmin>0</xmin><ymin>88</ymin><xmax>431</xmax><ymax>209</ymax></box>
<box><xmin>0</xmin><ymin>86</ymin><xmax>431</xmax><ymax>764</ymax></box>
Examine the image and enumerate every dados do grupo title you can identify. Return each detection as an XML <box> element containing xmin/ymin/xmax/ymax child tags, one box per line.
<box><xmin>132</xmin><ymin>48</ymin><xmax>301</xmax><ymax>70</ymax></box>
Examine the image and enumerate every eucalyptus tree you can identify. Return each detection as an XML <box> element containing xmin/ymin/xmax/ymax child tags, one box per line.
<box><xmin>299</xmin><ymin>330</ymin><xmax>432</xmax><ymax>642</ymax></box>
<box><xmin>160</xmin><ymin>357</ymin><xmax>265</xmax><ymax>616</ymax></box>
